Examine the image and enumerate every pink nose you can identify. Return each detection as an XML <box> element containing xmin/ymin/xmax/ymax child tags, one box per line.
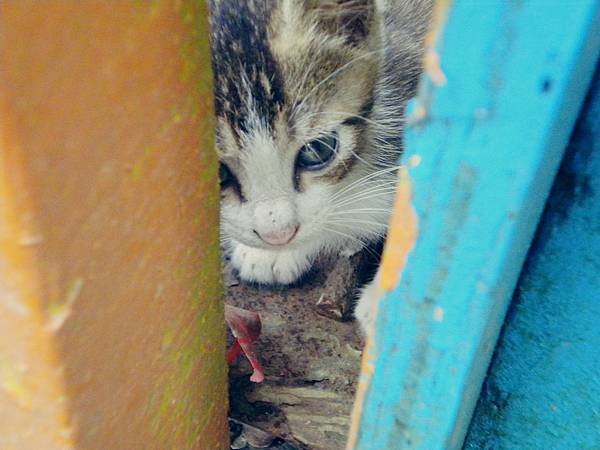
<box><xmin>257</xmin><ymin>226</ymin><xmax>298</xmax><ymax>246</ymax></box>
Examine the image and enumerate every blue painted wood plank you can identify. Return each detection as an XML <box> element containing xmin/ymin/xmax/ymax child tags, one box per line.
<box><xmin>353</xmin><ymin>1</ymin><xmax>600</xmax><ymax>449</ymax></box>
<box><xmin>464</xmin><ymin>65</ymin><xmax>600</xmax><ymax>450</ymax></box>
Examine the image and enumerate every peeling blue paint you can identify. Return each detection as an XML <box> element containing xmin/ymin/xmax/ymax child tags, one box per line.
<box><xmin>354</xmin><ymin>1</ymin><xmax>600</xmax><ymax>449</ymax></box>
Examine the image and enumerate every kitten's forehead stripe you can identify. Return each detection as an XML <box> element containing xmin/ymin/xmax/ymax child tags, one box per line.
<box><xmin>209</xmin><ymin>0</ymin><xmax>285</xmax><ymax>134</ymax></box>
<box><xmin>342</xmin><ymin>95</ymin><xmax>375</xmax><ymax>127</ymax></box>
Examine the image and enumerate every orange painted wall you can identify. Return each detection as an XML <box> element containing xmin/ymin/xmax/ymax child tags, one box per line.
<box><xmin>0</xmin><ymin>2</ymin><xmax>227</xmax><ymax>449</ymax></box>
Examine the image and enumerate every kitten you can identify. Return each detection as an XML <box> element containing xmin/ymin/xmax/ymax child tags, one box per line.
<box><xmin>209</xmin><ymin>0</ymin><xmax>431</xmax><ymax>332</ymax></box>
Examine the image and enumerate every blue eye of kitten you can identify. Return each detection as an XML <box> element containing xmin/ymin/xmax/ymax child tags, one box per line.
<box><xmin>296</xmin><ymin>132</ymin><xmax>339</xmax><ymax>171</ymax></box>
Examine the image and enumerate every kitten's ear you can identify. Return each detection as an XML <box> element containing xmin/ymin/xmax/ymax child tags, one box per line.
<box><xmin>309</xmin><ymin>0</ymin><xmax>376</xmax><ymax>44</ymax></box>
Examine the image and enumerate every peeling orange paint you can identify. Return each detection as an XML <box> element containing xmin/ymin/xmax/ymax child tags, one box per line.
<box><xmin>346</xmin><ymin>333</ymin><xmax>376</xmax><ymax>450</ymax></box>
<box><xmin>424</xmin><ymin>0</ymin><xmax>452</xmax><ymax>87</ymax></box>
<box><xmin>346</xmin><ymin>3</ymin><xmax>450</xmax><ymax>441</ymax></box>
<box><xmin>408</xmin><ymin>0</ymin><xmax>452</xmax><ymax>126</ymax></box>
<box><xmin>379</xmin><ymin>166</ymin><xmax>419</xmax><ymax>292</ymax></box>
<box><xmin>346</xmin><ymin>165</ymin><xmax>419</xmax><ymax>450</ymax></box>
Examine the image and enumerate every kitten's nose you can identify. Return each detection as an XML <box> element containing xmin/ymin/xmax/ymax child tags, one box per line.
<box><xmin>255</xmin><ymin>226</ymin><xmax>298</xmax><ymax>246</ymax></box>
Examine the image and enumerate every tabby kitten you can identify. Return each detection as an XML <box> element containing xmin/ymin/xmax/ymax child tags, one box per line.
<box><xmin>209</xmin><ymin>0</ymin><xmax>431</xmax><ymax>332</ymax></box>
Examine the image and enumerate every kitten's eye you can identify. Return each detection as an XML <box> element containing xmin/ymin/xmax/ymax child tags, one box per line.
<box><xmin>219</xmin><ymin>163</ymin><xmax>233</xmax><ymax>188</ymax></box>
<box><xmin>296</xmin><ymin>132</ymin><xmax>339</xmax><ymax>171</ymax></box>
<box><xmin>219</xmin><ymin>163</ymin><xmax>245</xmax><ymax>201</ymax></box>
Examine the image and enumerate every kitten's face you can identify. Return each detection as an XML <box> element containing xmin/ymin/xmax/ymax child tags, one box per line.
<box><xmin>211</xmin><ymin>0</ymin><xmax>395</xmax><ymax>260</ymax></box>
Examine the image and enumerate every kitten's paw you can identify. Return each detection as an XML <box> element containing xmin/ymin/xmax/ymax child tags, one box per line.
<box><xmin>354</xmin><ymin>277</ymin><xmax>382</xmax><ymax>336</ymax></box>
<box><xmin>230</xmin><ymin>243</ymin><xmax>311</xmax><ymax>285</ymax></box>
<box><xmin>270</xmin><ymin>251</ymin><xmax>311</xmax><ymax>284</ymax></box>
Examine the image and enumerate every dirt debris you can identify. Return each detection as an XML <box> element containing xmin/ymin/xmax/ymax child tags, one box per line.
<box><xmin>226</xmin><ymin>247</ymin><xmax>380</xmax><ymax>450</ymax></box>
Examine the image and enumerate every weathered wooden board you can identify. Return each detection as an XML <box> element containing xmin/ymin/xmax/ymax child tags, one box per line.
<box><xmin>350</xmin><ymin>1</ymin><xmax>600</xmax><ymax>449</ymax></box>
<box><xmin>0</xmin><ymin>2</ymin><xmax>227</xmax><ymax>449</ymax></box>
<box><xmin>465</xmin><ymin>65</ymin><xmax>600</xmax><ymax>450</ymax></box>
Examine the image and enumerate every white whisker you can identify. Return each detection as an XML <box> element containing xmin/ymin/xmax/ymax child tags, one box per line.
<box><xmin>328</xmin><ymin>218</ymin><xmax>389</xmax><ymax>230</ymax></box>
<box><xmin>330</xmin><ymin>165</ymin><xmax>401</xmax><ymax>201</ymax></box>
<box><xmin>332</xmin><ymin>187</ymin><xmax>398</xmax><ymax>208</ymax></box>
<box><xmin>327</xmin><ymin>208</ymin><xmax>391</xmax><ymax>215</ymax></box>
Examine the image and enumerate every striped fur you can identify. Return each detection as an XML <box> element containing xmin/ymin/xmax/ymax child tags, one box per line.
<box><xmin>210</xmin><ymin>0</ymin><xmax>432</xmax><ymax>329</ymax></box>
